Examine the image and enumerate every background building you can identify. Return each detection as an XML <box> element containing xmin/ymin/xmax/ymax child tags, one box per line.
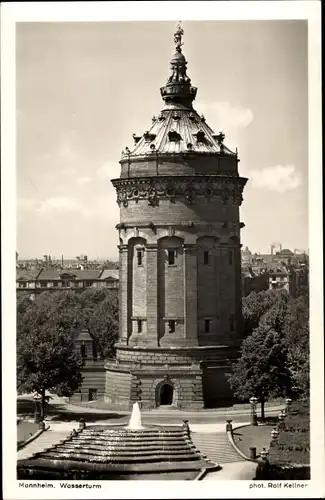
<box><xmin>71</xmin><ymin>328</ymin><xmax>106</xmax><ymax>403</ymax></box>
<box><xmin>16</xmin><ymin>267</ymin><xmax>119</xmax><ymax>299</ymax></box>
<box><xmin>240</xmin><ymin>245</ymin><xmax>308</xmax><ymax>297</ymax></box>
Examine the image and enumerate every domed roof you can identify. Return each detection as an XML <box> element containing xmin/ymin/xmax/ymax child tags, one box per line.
<box><xmin>170</xmin><ymin>51</ymin><xmax>186</xmax><ymax>63</ymax></box>
<box><xmin>120</xmin><ymin>23</ymin><xmax>237</xmax><ymax>160</ymax></box>
<box><xmin>126</xmin><ymin>109</ymin><xmax>235</xmax><ymax>157</ymax></box>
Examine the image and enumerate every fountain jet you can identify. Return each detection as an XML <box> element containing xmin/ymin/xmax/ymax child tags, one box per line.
<box><xmin>125</xmin><ymin>402</ymin><xmax>145</xmax><ymax>430</ymax></box>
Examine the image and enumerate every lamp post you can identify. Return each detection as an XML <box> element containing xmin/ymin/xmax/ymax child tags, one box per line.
<box><xmin>278</xmin><ymin>411</ymin><xmax>286</xmax><ymax>431</ymax></box>
<box><xmin>270</xmin><ymin>427</ymin><xmax>280</xmax><ymax>447</ymax></box>
<box><xmin>33</xmin><ymin>393</ymin><xmax>42</xmax><ymax>424</ymax></box>
<box><xmin>249</xmin><ymin>396</ymin><xmax>258</xmax><ymax>426</ymax></box>
<box><xmin>255</xmin><ymin>447</ymin><xmax>269</xmax><ymax>479</ymax></box>
<box><xmin>255</xmin><ymin>447</ymin><xmax>270</xmax><ymax>479</ymax></box>
<box><xmin>285</xmin><ymin>397</ymin><xmax>292</xmax><ymax>415</ymax></box>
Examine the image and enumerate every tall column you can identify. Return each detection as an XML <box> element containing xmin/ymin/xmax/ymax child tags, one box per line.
<box><xmin>146</xmin><ymin>243</ymin><xmax>159</xmax><ymax>346</ymax></box>
<box><xmin>183</xmin><ymin>244</ymin><xmax>198</xmax><ymax>346</ymax></box>
<box><xmin>118</xmin><ymin>244</ymin><xmax>129</xmax><ymax>345</ymax></box>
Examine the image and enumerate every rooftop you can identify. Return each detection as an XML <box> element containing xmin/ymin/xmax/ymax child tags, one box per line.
<box><xmin>16</xmin><ymin>269</ymin><xmax>42</xmax><ymax>281</ymax></box>
<box><xmin>100</xmin><ymin>269</ymin><xmax>119</xmax><ymax>280</ymax></box>
<box><xmin>75</xmin><ymin>328</ymin><xmax>93</xmax><ymax>342</ymax></box>
<box><xmin>37</xmin><ymin>269</ymin><xmax>102</xmax><ymax>280</ymax></box>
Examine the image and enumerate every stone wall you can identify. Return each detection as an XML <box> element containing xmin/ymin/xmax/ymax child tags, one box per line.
<box><xmin>120</xmin><ymin>198</ymin><xmax>239</xmax><ymax>225</ymax></box>
<box><xmin>115</xmin><ymin>345</ymin><xmax>237</xmax><ymax>366</ymax></box>
<box><xmin>104</xmin><ymin>345</ymin><xmax>236</xmax><ymax>409</ymax></box>
<box><xmin>104</xmin><ymin>368</ymin><xmax>132</xmax><ymax>406</ymax></box>
<box><xmin>119</xmin><ymin>155</ymin><xmax>238</xmax><ymax>178</ymax></box>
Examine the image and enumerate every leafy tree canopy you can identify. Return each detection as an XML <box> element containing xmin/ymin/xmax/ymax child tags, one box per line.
<box><xmin>282</xmin><ymin>293</ymin><xmax>309</xmax><ymax>397</ymax></box>
<box><xmin>18</xmin><ymin>289</ymin><xmax>119</xmax><ymax>357</ymax></box>
<box><xmin>242</xmin><ymin>288</ymin><xmax>288</xmax><ymax>336</ymax></box>
<box><xmin>17</xmin><ymin>289</ymin><xmax>119</xmax><ymax>414</ymax></box>
<box><xmin>228</xmin><ymin>289</ymin><xmax>309</xmax><ymax>417</ymax></box>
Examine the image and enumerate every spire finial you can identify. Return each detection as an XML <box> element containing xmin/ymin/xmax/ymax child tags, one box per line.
<box><xmin>160</xmin><ymin>21</ymin><xmax>197</xmax><ymax>108</ymax></box>
<box><xmin>174</xmin><ymin>21</ymin><xmax>184</xmax><ymax>52</ymax></box>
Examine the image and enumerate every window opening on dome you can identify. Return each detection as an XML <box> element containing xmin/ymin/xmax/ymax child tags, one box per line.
<box><xmin>168</xmin><ymin>130</ymin><xmax>181</xmax><ymax>142</ymax></box>
<box><xmin>132</xmin><ymin>134</ymin><xmax>141</xmax><ymax>144</ymax></box>
<box><xmin>143</xmin><ymin>131</ymin><xmax>156</xmax><ymax>142</ymax></box>
<box><xmin>195</xmin><ymin>130</ymin><xmax>206</xmax><ymax>142</ymax></box>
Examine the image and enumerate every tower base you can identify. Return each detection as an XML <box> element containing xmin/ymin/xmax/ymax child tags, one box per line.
<box><xmin>104</xmin><ymin>344</ymin><xmax>239</xmax><ymax>410</ymax></box>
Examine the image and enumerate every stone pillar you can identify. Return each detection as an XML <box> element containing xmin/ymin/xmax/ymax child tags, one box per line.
<box><xmin>146</xmin><ymin>244</ymin><xmax>158</xmax><ymax>346</ymax></box>
<box><xmin>118</xmin><ymin>244</ymin><xmax>129</xmax><ymax>345</ymax></box>
<box><xmin>183</xmin><ymin>244</ymin><xmax>198</xmax><ymax>346</ymax></box>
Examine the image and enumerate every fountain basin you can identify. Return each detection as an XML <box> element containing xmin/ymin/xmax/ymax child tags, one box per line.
<box><xmin>17</xmin><ymin>424</ymin><xmax>219</xmax><ymax>480</ymax></box>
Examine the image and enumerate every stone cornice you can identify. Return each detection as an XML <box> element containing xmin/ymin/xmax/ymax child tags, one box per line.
<box><xmin>116</xmin><ymin>221</ymin><xmax>244</xmax><ymax>232</ymax></box>
<box><xmin>119</xmin><ymin>151</ymin><xmax>238</xmax><ymax>165</ymax></box>
<box><xmin>115</xmin><ymin>344</ymin><xmax>234</xmax><ymax>353</ymax></box>
<box><xmin>111</xmin><ymin>175</ymin><xmax>247</xmax><ymax>207</ymax></box>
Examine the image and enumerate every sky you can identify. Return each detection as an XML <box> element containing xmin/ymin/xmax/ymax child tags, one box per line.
<box><xmin>16</xmin><ymin>20</ymin><xmax>308</xmax><ymax>259</ymax></box>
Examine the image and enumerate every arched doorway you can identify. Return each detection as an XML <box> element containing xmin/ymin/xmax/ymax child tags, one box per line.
<box><xmin>159</xmin><ymin>383</ymin><xmax>174</xmax><ymax>406</ymax></box>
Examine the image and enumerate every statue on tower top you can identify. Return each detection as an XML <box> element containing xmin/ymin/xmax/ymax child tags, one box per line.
<box><xmin>174</xmin><ymin>21</ymin><xmax>184</xmax><ymax>52</ymax></box>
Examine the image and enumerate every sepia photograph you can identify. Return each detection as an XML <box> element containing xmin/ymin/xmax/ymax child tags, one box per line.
<box><xmin>1</xmin><ymin>1</ymin><xmax>324</xmax><ymax>498</ymax></box>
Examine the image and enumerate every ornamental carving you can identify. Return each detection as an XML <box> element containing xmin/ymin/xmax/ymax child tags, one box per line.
<box><xmin>112</xmin><ymin>176</ymin><xmax>246</xmax><ymax>207</ymax></box>
<box><xmin>148</xmin><ymin>187</ymin><xmax>159</xmax><ymax>207</ymax></box>
<box><xmin>163</xmin><ymin>373</ymin><xmax>172</xmax><ymax>384</ymax></box>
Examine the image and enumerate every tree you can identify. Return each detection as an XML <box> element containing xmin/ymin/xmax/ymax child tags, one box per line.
<box><xmin>242</xmin><ymin>289</ymin><xmax>287</xmax><ymax>336</ymax></box>
<box><xmin>88</xmin><ymin>291</ymin><xmax>119</xmax><ymax>358</ymax></box>
<box><xmin>228</xmin><ymin>292</ymin><xmax>291</xmax><ymax>419</ymax></box>
<box><xmin>283</xmin><ymin>294</ymin><xmax>309</xmax><ymax>398</ymax></box>
<box><xmin>19</xmin><ymin>289</ymin><xmax>119</xmax><ymax>358</ymax></box>
<box><xmin>17</xmin><ymin>325</ymin><xmax>84</xmax><ymax>418</ymax></box>
<box><xmin>16</xmin><ymin>288</ymin><xmax>119</xmax><ymax>412</ymax></box>
<box><xmin>17</xmin><ymin>294</ymin><xmax>33</xmax><ymax>315</ymax></box>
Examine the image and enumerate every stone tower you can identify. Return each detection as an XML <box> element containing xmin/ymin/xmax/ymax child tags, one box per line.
<box><xmin>105</xmin><ymin>24</ymin><xmax>247</xmax><ymax>409</ymax></box>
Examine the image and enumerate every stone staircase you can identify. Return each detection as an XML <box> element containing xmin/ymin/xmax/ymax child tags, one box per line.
<box><xmin>17</xmin><ymin>429</ymin><xmax>70</xmax><ymax>461</ymax></box>
<box><xmin>191</xmin><ymin>431</ymin><xmax>243</xmax><ymax>464</ymax></box>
